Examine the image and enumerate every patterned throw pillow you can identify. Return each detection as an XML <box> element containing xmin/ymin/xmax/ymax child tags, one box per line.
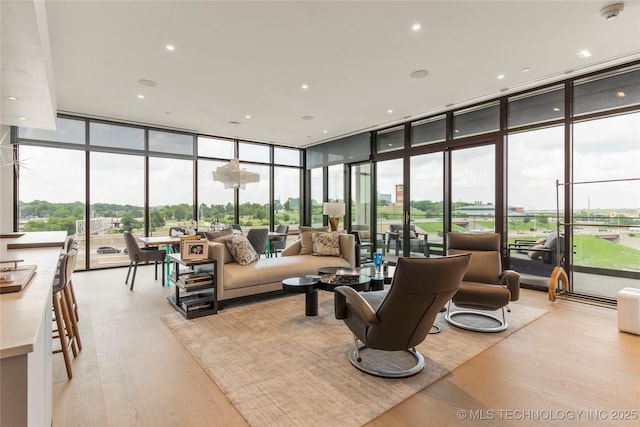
<box><xmin>311</xmin><ymin>231</ymin><xmax>341</xmax><ymax>257</ymax></box>
<box><xmin>224</xmin><ymin>234</ymin><xmax>259</xmax><ymax>266</ymax></box>
<box><xmin>299</xmin><ymin>226</ymin><xmax>330</xmax><ymax>255</ymax></box>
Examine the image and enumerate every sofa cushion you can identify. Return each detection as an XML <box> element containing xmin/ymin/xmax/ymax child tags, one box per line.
<box><xmin>312</xmin><ymin>231</ymin><xmax>341</xmax><ymax>256</ymax></box>
<box><xmin>224</xmin><ymin>234</ymin><xmax>259</xmax><ymax>266</ymax></box>
<box><xmin>206</xmin><ymin>226</ymin><xmax>233</xmax><ymax>241</ymax></box>
<box><xmin>299</xmin><ymin>226</ymin><xmax>330</xmax><ymax>255</ymax></box>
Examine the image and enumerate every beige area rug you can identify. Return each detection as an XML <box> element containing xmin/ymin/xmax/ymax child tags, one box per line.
<box><xmin>162</xmin><ymin>292</ymin><xmax>547</xmax><ymax>427</ymax></box>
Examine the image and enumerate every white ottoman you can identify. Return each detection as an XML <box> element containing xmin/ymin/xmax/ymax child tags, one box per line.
<box><xmin>617</xmin><ymin>287</ymin><xmax>640</xmax><ymax>335</ymax></box>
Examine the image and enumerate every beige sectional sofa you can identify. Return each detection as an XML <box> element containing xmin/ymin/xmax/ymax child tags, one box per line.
<box><xmin>207</xmin><ymin>233</ymin><xmax>356</xmax><ymax>303</ymax></box>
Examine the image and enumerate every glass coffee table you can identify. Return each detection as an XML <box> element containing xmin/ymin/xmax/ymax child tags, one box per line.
<box><xmin>282</xmin><ymin>269</ymin><xmax>371</xmax><ymax>316</ymax></box>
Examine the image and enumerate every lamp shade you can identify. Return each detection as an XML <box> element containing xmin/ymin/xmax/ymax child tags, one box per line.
<box><xmin>212</xmin><ymin>159</ymin><xmax>260</xmax><ymax>189</ymax></box>
<box><xmin>323</xmin><ymin>202</ymin><xmax>345</xmax><ymax>216</ymax></box>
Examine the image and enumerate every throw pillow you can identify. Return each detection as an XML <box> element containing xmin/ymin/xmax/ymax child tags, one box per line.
<box><xmin>311</xmin><ymin>231</ymin><xmax>341</xmax><ymax>257</ymax></box>
<box><xmin>224</xmin><ymin>234</ymin><xmax>259</xmax><ymax>266</ymax></box>
<box><xmin>299</xmin><ymin>226</ymin><xmax>330</xmax><ymax>255</ymax></box>
<box><xmin>213</xmin><ymin>236</ymin><xmax>235</xmax><ymax>264</ymax></box>
<box><xmin>527</xmin><ymin>244</ymin><xmax>545</xmax><ymax>260</ymax></box>
<box><xmin>205</xmin><ymin>226</ymin><xmax>233</xmax><ymax>241</ymax></box>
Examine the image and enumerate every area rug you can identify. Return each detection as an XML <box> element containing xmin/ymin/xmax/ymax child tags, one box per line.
<box><xmin>162</xmin><ymin>293</ymin><xmax>547</xmax><ymax>427</ymax></box>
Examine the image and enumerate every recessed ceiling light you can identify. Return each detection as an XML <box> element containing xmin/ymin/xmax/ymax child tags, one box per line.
<box><xmin>577</xmin><ymin>49</ymin><xmax>591</xmax><ymax>58</ymax></box>
<box><xmin>138</xmin><ymin>79</ymin><xmax>157</xmax><ymax>87</ymax></box>
<box><xmin>387</xmin><ymin>109</ymin><xmax>393</xmax><ymax>114</ymax></box>
<box><xmin>245</xmin><ymin>115</ymin><xmax>251</xmax><ymax>119</ymax></box>
<box><xmin>553</xmin><ymin>107</ymin><xmax>561</xmax><ymax>112</ymax></box>
<box><xmin>412</xmin><ymin>24</ymin><xmax>421</xmax><ymax>31</ymax></box>
<box><xmin>6</xmin><ymin>96</ymin><xmax>18</xmax><ymax>101</ymax></box>
<box><xmin>323</xmin><ymin>130</ymin><xmax>328</xmax><ymax>134</ymax></box>
<box><xmin>410</xmin><ymin>69</ymin><xmax>429</xmax><ymax>79</ymax></box>
<box><xmin>521</xmin><ymin>67</ymin><xmax>531</xmax><ymax>73</ymax></box>
<box><xmin>166</xmin><ymin>44</ymin><xmax>175</xmax><ymax>51</ymax></box>
<box><xmin>302</xmin><ymin>115</ymin><xmax>314</xmax><ymax>120</ymax></box>
<box><xmin>301</xmin><ymin>84</ymin><xmax>309</xmax><ymax>90</ymax></box>
<box><xmin>18</xmin><ymin>117</ymin><xmax>27</xmax><ymax>121</ymax></box>
<box><xmin>497</xmin><ymin>74</ymin><xmax>505</xmax><ymax>79</ymax></box>
<box><xmin>617</xmin><ymin>91</ymin><xmax>626</xmax><ymax>97</ymax></box>
<box><xmin>137</xmin><ymin>94</ymin><xmax>145</xmax><ymax>99</ymax></box>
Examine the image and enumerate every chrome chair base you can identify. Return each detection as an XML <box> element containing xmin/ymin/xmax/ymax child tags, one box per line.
<box><xmin>445</xmin><ymin>303</ymin><xmax>507</xmax><ymax>333</ymax></box>
<box><xmin>349</xmin><ymin>338</ymin><xmax>425</xmax><ymax>378</ymax></box>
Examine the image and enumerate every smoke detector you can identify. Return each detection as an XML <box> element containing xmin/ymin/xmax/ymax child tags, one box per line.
<box><xmin>601</xmin><ymin>2</ymin><xmax>624</xmax><ymax>20</ymax></box>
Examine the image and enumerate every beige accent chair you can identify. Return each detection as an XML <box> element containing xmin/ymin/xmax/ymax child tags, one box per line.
<box><xmin>334</xmin><ymin>254</ymin><xmax>470</xmax><ymax>377</ymax></box>
<box><xmin>445</xmin><ymin>232</ymin><xmax>520</xmax><ymax>332</ymax></box>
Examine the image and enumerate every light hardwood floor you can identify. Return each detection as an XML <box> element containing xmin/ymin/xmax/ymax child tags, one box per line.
<box><xmin>53</xmin><ymin>265</ymin><xmax>639</xmax><ymax>426</ymax></box>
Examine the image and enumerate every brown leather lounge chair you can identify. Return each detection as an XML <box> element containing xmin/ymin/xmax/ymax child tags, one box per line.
<box><xmin>444</xmin><ymin>232</ymin><xmax>520</xmax><ymax>332</ymax></box>
<box><xmin>334</xmin><ymin>254</ymin><xmax>471</xmax><ymax>377</ymax></box>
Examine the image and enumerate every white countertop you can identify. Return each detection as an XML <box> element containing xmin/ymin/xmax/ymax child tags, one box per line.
<box><xmin>1</xmin><ymin>242</ymin><xmax>62</xmax><ymax>359</ymax></box>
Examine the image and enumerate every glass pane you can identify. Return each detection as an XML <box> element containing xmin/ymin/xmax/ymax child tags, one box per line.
<box><xmin>197</xmin><ymin>136</ymin><xmax>234</xmax><ymax>159</ymax></box>
<box><xmin>376</xmin><ymin>126</ymin><xmax>404</xmax><ymax>153</ymax></box>
<box><xmin>197</xmin><ymin>159</ymin><xmax>236</xmax><ymax>229</ymax></box>
<box><xmin>453</xmin><ymin>102</ymin><xmax>499</xmax><ymax>138</ymax></box>
<box><xmin>239</xmin><ymin>142</ymin><xmax>269</xmax><ymax>163</ymax></box>
<box><xmin>274</xmin><ymin>147</ymin><xmax>301</xmax><ymax>166</ymax></box>
<box><xmin>149</xmin><ymin>130</ymin><xmax>194</xmax><ymax>156</ymax></box>
<box><xmin>17</xmin><ymin>145</ymin><xmax>86</xmax><ymax>270</ymax></box>
<box><xmin>376</xmin><ymin>158</ymin><xmax>404</xmax><ymax>263</ymax></box>
<box><xmin>411</xmin><ymin>116</ymin><xmax>445</xmax><ymax>147</ymax></box>
<box><xmin>310</xmin><ymin>168</ymin><xmax>323</xmax><ymax>226</ymax></box>
<box><xmin>149</xmin><ymin>157</ymin><xmax>194</xmax><ymax>236</ymax></box>
<box><xmin>18</xmin><ymin>117</ymin><xmax>86</xmax><ymax>144</ymax></box>
<box><xmin>508</xmin><ymin>86</ymin><xmax>564</xmax><ymax>128</ymax></box>
<box><xmin>90</xmin><ymin>122</ymin><xmax>144</xmax><ymax>150</ymax></box>
<box><xmin>238</xmin><ymin>163</ymin><xmax>270</xmax><ymax>229</ymax></box>
<box><xmin>327</xmin><ymin>164</ymin><xmax>344</xmax><ymax>203</ymax></box>
<box><xmin>89</xmin><ymin>152</ymin><xmax>145</xmax><ymax>269</ymax></box>
<box><xmin>451</xmin><ymin>145</ymin><xmax>495</xmax><ymax>231</ymax></box>
<box><xmin>274</xmin><ymin>166</ymin><xmax>300</xmax><ymax>248</ymax></box>
<box><xmin>351</xmin><ymin>163</ymin><xmax>374</xmax><ymax>262</ymax></box>
<box><xmin>574</xmin><ymin>65</ymin><xmax>640</xmax><ymax>116</ymax></box>
<box><xmin>572</xmin><ymin>112</ymin><xmax>640</xmax><ymax>299</ymax></box>
<box><xmin>506</xmin><ymin>126</ymin><xmax>564</xmax><ymax>288</ymax></box>
<box><xmin>410</xmin><ymin>153</ymin><xmax>444</xmax><ymax>258</ymax></box>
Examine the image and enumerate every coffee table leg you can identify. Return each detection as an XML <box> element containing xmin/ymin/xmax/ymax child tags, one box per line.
<box><xmin>305</xmin><ymin>289</ymin><xmax>318</xmax><ymax>316</ymax></box>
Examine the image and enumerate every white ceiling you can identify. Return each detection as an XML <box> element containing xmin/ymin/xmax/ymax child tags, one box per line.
<box><xmin>2</xmin><ymin>1</ymin><xmax>640</xmax><ymax>148</ymax></box>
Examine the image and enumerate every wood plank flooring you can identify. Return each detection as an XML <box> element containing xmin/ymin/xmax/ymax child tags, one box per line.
<box><xmin>53</xmin><ymin>266</ymin><xmax>639</xmax><ymax>426</ymax></box>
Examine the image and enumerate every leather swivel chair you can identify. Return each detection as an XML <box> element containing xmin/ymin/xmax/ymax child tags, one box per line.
<box><xmin>334</xmin><ymin>254</ymin><xmax>470</xmax><ymax>378</ymax></box>
<box><xmin>124</xmin><ymin>231</ymin><xmax>166</xmax><ymax>291</ymax></box>
<box><xmin>444</xmin><ymin>232</ymin><xmax>520</xmax><ymax>332</ymax></box>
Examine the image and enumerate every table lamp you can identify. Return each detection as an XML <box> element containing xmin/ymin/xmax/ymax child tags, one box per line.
<box><xmin>323</xmin><ymin>202</ymin><xmax>345</xmax><ymax>231</ymax></box>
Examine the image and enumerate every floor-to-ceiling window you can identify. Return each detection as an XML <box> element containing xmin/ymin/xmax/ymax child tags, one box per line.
<box><xmin>149</xmin><ymin>157</ymin><xmax>194</xmax><ymax>235</ymax></box>
<box><xmin>571</xmin><ymin>112</ymin><xmax>640</xmax><ymax>298</ymax></box>
<box><xmin>310</xmin><ymin>168</ymin><xmax>323</xmax><ymax>226</ymax></box>
<box><xmin>410</xmin><ymin>152</ymin><xmax>444</xmax><ymax>257</ymax></box>
<box><xmin>17</xmin><ymin>145</ymin><xmax>86</xmax><ymax>269</ymax></box>
<box><xmin>89</xmin><ymin>152</ymin><xmax>144</xmax><ymax>269</ymax></box>
<box><xmin>351</xmin><ymin>163</ymin><xmax>373</xmax><ymax>259</ymax></box>
<box><xmin>376</xmin><ymin>158</ymin><xmax>403</xmax><ymax>261</ymax></box>
<box><xmin>451</xmin><ymin>145</ymin><xmax>496</xmax><ymax>232</ymax></box>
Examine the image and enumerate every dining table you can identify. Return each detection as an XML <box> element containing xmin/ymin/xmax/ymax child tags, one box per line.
<box><xmin>138</xmin><ymin>235</ymin><xmax>181</xmax><ymax>285</ymax></box>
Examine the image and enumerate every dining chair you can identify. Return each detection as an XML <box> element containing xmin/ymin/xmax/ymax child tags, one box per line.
<box><xmin>123</xmin><ymin>231</ymin><xmax>166</xmax><ymax>291</ymax></box>
<box><xmin>270</xmin><ymin>225</ymin><xmax>289</xmax><ymax>256</ymax></box>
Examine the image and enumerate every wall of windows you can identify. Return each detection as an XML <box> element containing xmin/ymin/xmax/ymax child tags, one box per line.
<box><xmin>307</xmin><ymin>61</ymin><xmax>640</xmax><ymax>302</ymax></box>
<box><xmin>13</xmin><ymin>118</ymin><xmax>302</xmax><ymax>270</ymax></box>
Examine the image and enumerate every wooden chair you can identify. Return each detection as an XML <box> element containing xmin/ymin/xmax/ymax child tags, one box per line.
<box><xmin>52</xmin><ymin>250</ymin><xmax>80</xmax><ymax>379</ymax></box>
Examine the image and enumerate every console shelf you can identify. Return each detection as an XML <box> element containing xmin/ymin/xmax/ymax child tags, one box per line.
<box><xmin>167</xmin><ymin>253</ymin><xmax>217</xmax><ymax>319</ymax></box>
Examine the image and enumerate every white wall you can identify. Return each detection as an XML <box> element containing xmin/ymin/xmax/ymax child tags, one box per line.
<box><xmin>0</xmin><ymin>125</ymin><xmax>14</xmax><ymax>232</ymax></box>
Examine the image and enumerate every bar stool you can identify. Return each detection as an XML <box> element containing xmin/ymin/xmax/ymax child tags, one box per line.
<box><xmin>64</xmin><ymin>238</ymin><xmax>80</xmax><ymax>322</ymax></box>
<box><xmin>52</xmin><ymin>250</ymin><xmax>80</xmax><ymax>379</ymax></box>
